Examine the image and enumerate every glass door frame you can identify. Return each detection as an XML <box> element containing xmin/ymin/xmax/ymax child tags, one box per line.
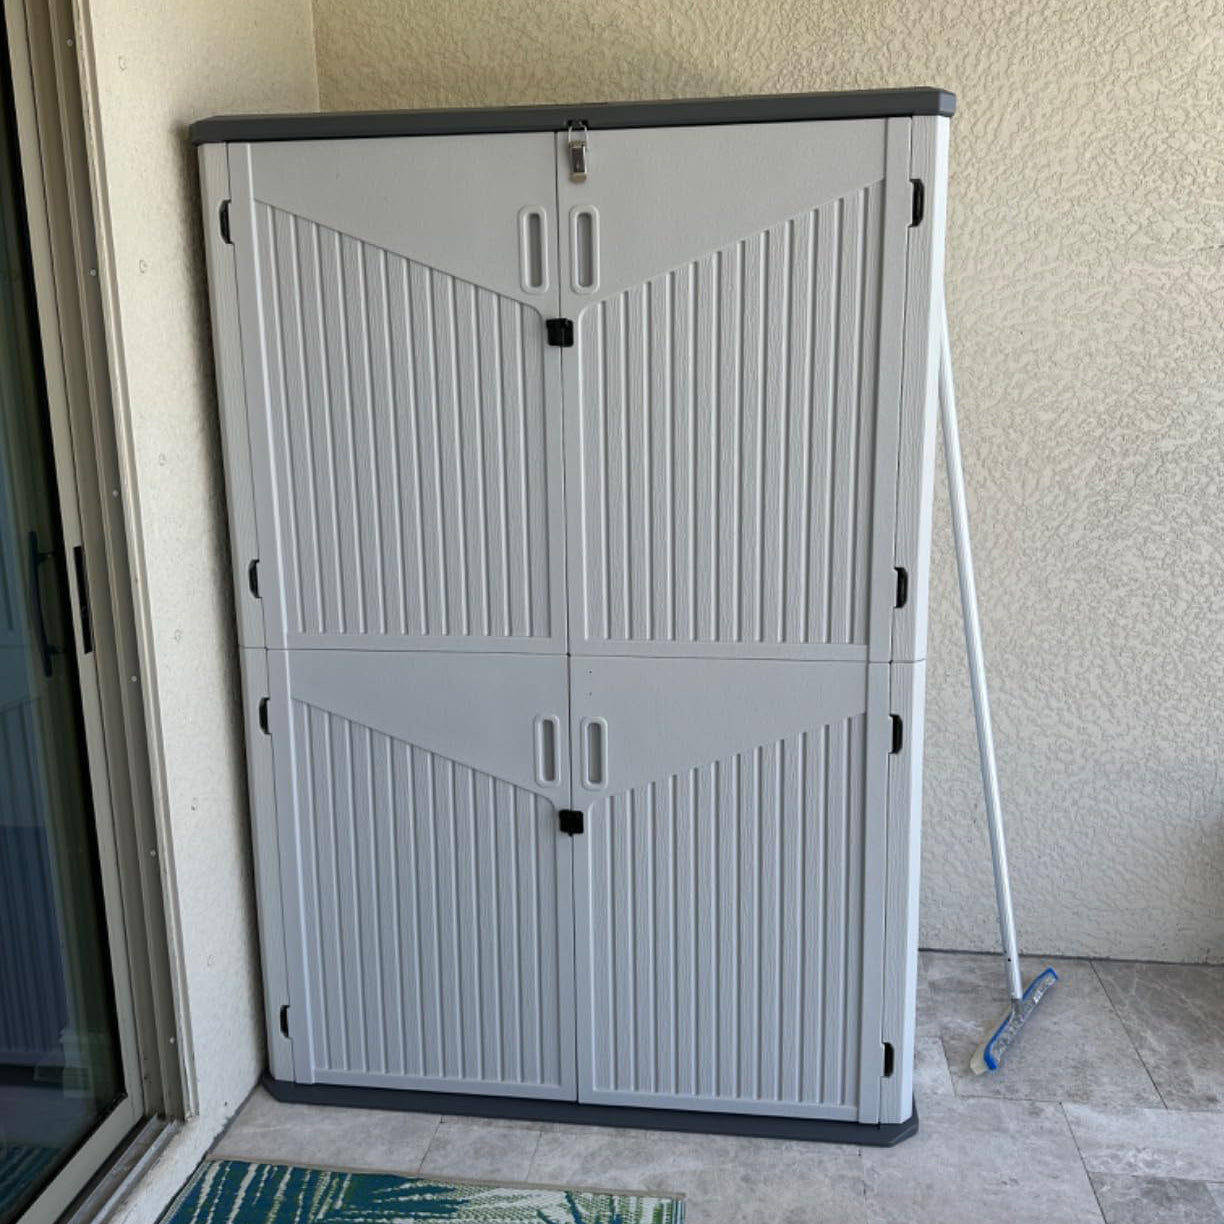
<box><xmin>3</xmin><ymin>1</ymin><xmax>181</xmax><ymax>1221</ymax></box>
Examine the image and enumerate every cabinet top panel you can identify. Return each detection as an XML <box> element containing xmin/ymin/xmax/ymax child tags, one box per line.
<box><xmin>190</xmin><ymin>87</ymin><xmax>954</xmax><ymax>146</ymax></box>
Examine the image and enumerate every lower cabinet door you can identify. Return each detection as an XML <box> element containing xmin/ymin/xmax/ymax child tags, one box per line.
<box><xmin>570</xmin><ymin>656</ymin><xmax>891</xmax><ymax>1121</ymax></box>
<box><xmin>266</xmin><ymin>648</ymin><xmax>576</xmax><ymax>1098</ymax></box>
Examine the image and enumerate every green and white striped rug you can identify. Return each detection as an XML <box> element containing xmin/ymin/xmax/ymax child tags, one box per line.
<box><xmin>168</xmin><ymin>1159</ymin><xmax>684</xmax><ymax>1224</ymax></box>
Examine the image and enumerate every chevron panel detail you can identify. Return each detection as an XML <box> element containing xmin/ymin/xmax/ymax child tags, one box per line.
<box><xmin>572</xmin><ymin>184</ymin><xmax>884</xmax><ymax>650</ymax></box>
<box><xmin>290</xmin><ymin>700</ymin><xmax>569</xmax><ymax>1092</ymax></box>
<box><xmin>253</xmin><ymin>205</ymin><xmax>555</xmax><ymax>643</ymax></box>
<box><xmin>579</xmin><ymin>715</ymin><xmax>867</xmax><ymax>1112</ymax></box>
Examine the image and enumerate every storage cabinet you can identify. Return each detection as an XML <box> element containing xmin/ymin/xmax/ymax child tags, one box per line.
<box><xmin>195</xmin><ymin>88</ymin><xmax>952</xmax><ymax>1142</ymax></box>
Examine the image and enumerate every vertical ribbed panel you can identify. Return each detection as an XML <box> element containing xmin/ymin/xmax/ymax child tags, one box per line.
<box><xmin>292</xmin><ymin>701</ymin><xmax>568</xmax><ymax>1092</ymax></box>
<box><xmin>573</xmin><ymin>185</ymin><xmax>883</xmax><ymax>649</ymax></box>
<box><xmin>580</xmin><ymin>716</ymin><xmax>866</xmax><ymax>1112</ymax></box>
<box><xmin>254</xmin><ymin>204</ymin><xmax>553</xmax><ymax>644</ymax></box>
<box><xmin>0</xmin><ymin>704</ymin><xmax>66</xmax><ymax>1065</ymax></box>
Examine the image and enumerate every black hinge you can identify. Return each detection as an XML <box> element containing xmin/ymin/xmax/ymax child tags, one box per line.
<box><xmin>219</xmin><ymin>199</ymin><xmax>233</xmax><ymax>244</ymax></box>
<box><xmin>891</xmin><ymin>715</ymin><xmax>904</xmax><ymax>755</ymax></box>
<box><xmin>546</xmin><ymin>318</ymin><xmax>574</xmax><ymax>347</ymax></box>
<box><xmin>895</xmin><ymin>566</ymin><xmax>909</xmax><ymax>609</ymax></box>
<box><xmin>882</xmin><ymin>1041</ymin><xmax>895</xmax><ymax>1077</ymax></box>
<box><xmin>248</xmin><ymin>558</ymin><xmax>261</xmax><ymax>598</ymax></box>
<box><xmin>73</xmin><ymin>545</ymin><xmax>94</xmax><ymax>654</ymax></box>
<box><xmin>558</xmin><ymin>808</ymin><xmax>584</xmax><ymax>836</ymax></box>
<box><xmin>279</xmin><ymin>1004</ymin><xmax>290</xmax><ymax>1038</ymax></box>
<box><xmin>259</xmin><ymin>697</ymin><xmax>271</xmax><ymax>735</ymax></box>
<box><xmin>910</xmin><ymin>179</ymin><xmax>925</xmax><ymax>227</ymax></box>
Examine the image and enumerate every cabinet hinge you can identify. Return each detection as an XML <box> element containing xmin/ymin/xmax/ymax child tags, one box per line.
<box><xmin>909</xmin><ymin>179</ymin><xmax>925</xmax><ymax>228</ymax></box>
<box><xmin>890</xmin><ymin>715</ymin><xmax>904</xmax><ymax>755</ymax></box>
<box><xmin>279</xmin><ymin>1004</ymin><xmax>290</xmax><ymax>1038</ymax></box>
<box><xmin>895</xmin><ymin>566</ymin><xmax>909</xmax><ymax>609</ymax></box>
<box><xmin>259</xmin><ymin>697</ymin><xmax>271</xmax><ymax>736</ymax></box>
<box><xmin>558</xmin><ymin>808</ymin><xmax>584</xmax><ymax>836</ymax></box>
<box><xmin>219</xmin><ymin>199</ymin><xmax>233</xmax><ymax>244</ymax></box>
<box><xmin>546</xmin><ymin>318</ymin><xmax>574</xmax><ymax>348</ymax></box>
<box><xmin>248</xmin><ymin>558</ymin><xmax>261</xmax><ymax>598</ymax></box>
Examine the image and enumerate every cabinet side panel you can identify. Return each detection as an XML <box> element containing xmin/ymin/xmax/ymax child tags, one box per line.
<box><xmin>198</xmin><ymin>144</ymin><xmax>265</xmax><ymax>648</ymax></box>
<box><xmin>879</xmin><ymin>659</ymin><xmax>927</xmax><ymax>1123</ymax></box>
<box><xmin>893</xmin><ymin>117</ymin><xmax>949</xmax><ymax>662</ymax></box>
<box><xmin>239</xmin><ymin>646</ymin><xmax>294</xmax><ymax>1079</ymax></box>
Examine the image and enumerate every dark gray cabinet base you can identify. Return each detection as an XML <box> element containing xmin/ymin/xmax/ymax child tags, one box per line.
<box><xmin>262</xmin><ymin>1073</ymin><xmax>920</xmax><ymax>1146</ymax></box>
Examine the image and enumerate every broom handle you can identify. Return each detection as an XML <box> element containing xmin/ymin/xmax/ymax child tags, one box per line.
<box><xmin>938</xmin><ymin>304</ymin><xmax>1024</xmax><ymax>1004</ymax></box>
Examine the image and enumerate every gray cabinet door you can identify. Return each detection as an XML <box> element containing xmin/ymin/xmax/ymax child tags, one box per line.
<box><xmin>569</xmin><ymin>656</ymin><xmax>891</xmax><ymax>1121</ymax></box>
<box><xmin>227</xmin><ymin>134</ymin><xmax>567</xmax><ymax>653</ymax></box>
<box><xmin>556</xmin><ymin>118</ymin><xmax>912</xmax><ymax>664</ymax></box>
<box><xmin>265</xmin><ymin>649</ymin><xmax>576</xmax><ymax>1098</ymax></box>
<box><xmin>556</xmin><ymin>117</ymin><xmax>911</xmax><ymax>1122</ymax></box>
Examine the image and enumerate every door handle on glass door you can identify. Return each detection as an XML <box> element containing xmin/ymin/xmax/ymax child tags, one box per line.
<box><xmin>27</xmin><ymin>530</ymin><xmax>61</xmax><ymax>678</ymax></box>
<box><xmin>580</xmin><ymin>716</ymin><xmax>608</xmax><ymax>790</ymax></box>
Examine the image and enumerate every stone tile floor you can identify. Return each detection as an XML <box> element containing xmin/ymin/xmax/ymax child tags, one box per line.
<box><xmin>211</xmin><ymin>953</ymin><xmax>1224</xmax><ymax>1222</ymax></box>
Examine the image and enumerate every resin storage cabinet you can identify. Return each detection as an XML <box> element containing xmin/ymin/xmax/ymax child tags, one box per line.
<box><xmin>193</xmin><ymin>89</ymin><xmax>952</xmax><ymax>1143</ymax></box>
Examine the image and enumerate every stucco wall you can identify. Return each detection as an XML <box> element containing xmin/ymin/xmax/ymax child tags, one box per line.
<box><xmin>311</xmin><ymin>0</ymin><xmax>1224</xmax><ymax>963</ymax></box>
<box><xmin>73</xmin><ymin>1</ymin><xmax>316</xmax><ymax>1216</ymax></box>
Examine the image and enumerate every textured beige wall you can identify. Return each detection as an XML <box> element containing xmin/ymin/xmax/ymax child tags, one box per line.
<box><xmin>74</xmin><ymin>1</ymin><xmax>316</xmax><ymax>1215</ymax></box>
<box><xmin>313</xmin><ymin>0</ymin><xmax>1224</xmax><ymax>962</ymax></box>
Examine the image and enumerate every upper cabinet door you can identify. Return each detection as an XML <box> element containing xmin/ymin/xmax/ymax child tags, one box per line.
<box><xmin>228</xmin><ymin>134</ymin><xmax>567</xmax><ymax>653</ymax></box>
<box><xmin>557</xmin><ymin>119</ymin><xmax>912</xmax><ymax>663</ymax></box>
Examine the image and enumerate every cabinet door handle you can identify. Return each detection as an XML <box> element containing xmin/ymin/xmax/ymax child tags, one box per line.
<box><xmin>580</xmin><ymin>716</ymin><xmax>608</xmax><ymax>790</ymax></box>
<box><xmin>569</xmin><ymin>205</ymin><xmax>599</xmax><ymax>294</ymax></box>
<box><xmin>518</xmin><ymin>206</ymin><xmax>549</xmax><ymax>293</ymax></box>
<box><xmin>534</xmin><ymin>714</ymin><xmax>560</xmax><ymax>787</ymax></box>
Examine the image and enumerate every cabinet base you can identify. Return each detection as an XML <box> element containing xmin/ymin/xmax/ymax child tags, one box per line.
<box><xmin>261</xmin><ymin>1073</ymin><xmax>918</xmax><ymax>1146</ymax></box>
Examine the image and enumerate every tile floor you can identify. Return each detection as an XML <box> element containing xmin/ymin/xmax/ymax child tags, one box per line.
<box><xmin>210</xmin><ymin>953</ymin><xmax>1224</xmax><ymax>1223</ymax></box>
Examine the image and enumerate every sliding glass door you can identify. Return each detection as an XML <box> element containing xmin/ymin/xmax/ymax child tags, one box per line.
<box><xmin>0</xmin><ymin>20</ymin><xmax>134</xmax><ymax>1222</ymax></box>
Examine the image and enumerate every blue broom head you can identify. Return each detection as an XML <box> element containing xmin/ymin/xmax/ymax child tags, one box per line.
<box><xmin>972</xmin><ymin>966</ymin><xmax>1058</xmax><ymax>1074</ymax></box>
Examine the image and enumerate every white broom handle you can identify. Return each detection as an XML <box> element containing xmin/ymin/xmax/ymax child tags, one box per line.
<box><xmin>939</xmin><ymin>304</ymin><xmax>1024</xmax><ymax>1003</ymax></box>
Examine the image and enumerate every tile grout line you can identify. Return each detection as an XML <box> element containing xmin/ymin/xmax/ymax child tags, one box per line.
<box><xmin>937</xmin><ymin>1033</ymin><xmax>967</xmax><ymax>1099</ymax></box>
<box><xmin>856</xmin><ymin>1146</ymin><xmax>872</xmax><ymax>1224</ymax></box>
<box><xmin>1059</xmin><ymin>1101</ymin><xmax>1109</xmax><ymax>1224</ymax></box>
<box><xmin>516</xmin><ymin>1121</ymin><xmax>545</xmax><ymax>1179</ymax></box>
<box><xmin>412</xmin><ymin>1115</ymin><xmax>445</xmax><ymax>1173</ymax></box>
<box><xmin>1089</xmin><ymin>959</ymin><xmax>1169</xmax><ymax>1110</ymax></box>
<box><xmin>924</xmin><ymin>1033</ymin><xmax>955</xmax><ymax>1097</ymax></box>
<box><xmin>522</xmin><ymin>1128</ymin><xmax>545</xmax><ymax>1183</ymax></box>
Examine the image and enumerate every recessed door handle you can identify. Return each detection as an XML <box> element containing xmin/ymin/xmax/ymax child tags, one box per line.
<box><xmin>518</xmin><ymin>206</ymin><xmax>550</xmax><ymax>294</ymax></box>
<box><xmin>580</xmin><ymin>716</ymin><xmax>608</xmax><ymax>790</ymax></box>
<box><xmin>534</xmin><ymin>714</ymin><xmax>560</xmax><ymax>787</ymax></box>
<box><xmin>569</xmin><ymin>205</ymin><xmax>599</xmax><ymax>294</ymax></box>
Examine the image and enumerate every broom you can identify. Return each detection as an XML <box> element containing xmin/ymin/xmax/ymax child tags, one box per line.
<box><xmin>938</xmin><ymin>302</ymin><xmax>1058</xmax><ymax>1074</ymax></box>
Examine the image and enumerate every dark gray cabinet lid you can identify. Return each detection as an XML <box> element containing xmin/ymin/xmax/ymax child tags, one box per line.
<box><xmin>190</xmin><ymin>87</ymin><xmax>954</xmax><ymax>145</ymax></box>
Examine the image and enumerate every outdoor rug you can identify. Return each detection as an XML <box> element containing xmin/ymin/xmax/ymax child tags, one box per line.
<box><xmin>166</xmin><ymin>1158</ymin><xmax>684</xmax><ymax>1224</ymax></box>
